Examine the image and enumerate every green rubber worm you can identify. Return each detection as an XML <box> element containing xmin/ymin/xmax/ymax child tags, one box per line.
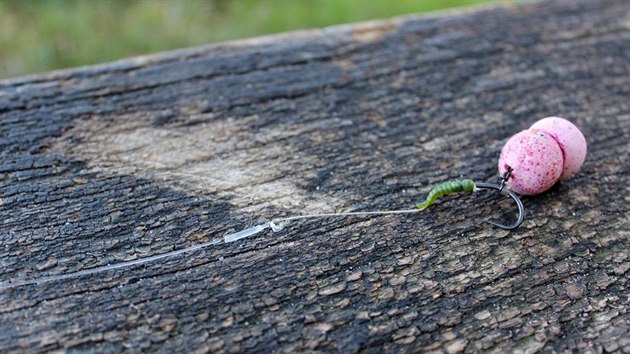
<box><xmin>416</xmin><ymin>179</ymin><xmax>476</xmax><ymax>210</ymax></box>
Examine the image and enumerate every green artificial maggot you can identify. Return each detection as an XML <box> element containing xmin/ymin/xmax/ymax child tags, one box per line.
<box><xmin>416</xmin><ymin>179</ymin><xmax>476</xmax><ymax>210</ymax></box>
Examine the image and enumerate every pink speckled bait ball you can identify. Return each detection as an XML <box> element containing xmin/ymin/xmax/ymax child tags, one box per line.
<box><xmin>530</xmin><ymin>117</ymin><xmax>587</xmax><ymax>180</ymax></box>
<box><xmin>498</xmin><ymin>117</ymin><xmax>586</xmax><ymax>195</ymax></box>
<box><xmin>499</xmin><ymin>130</ymin><xmax>564</xmax><ymax>195</ymax></box>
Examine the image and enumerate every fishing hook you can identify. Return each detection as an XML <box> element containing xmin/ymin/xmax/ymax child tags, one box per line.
<box><xmin>475</xmin><ymin>182</ymin><xmax>525</xmax><ymax>230</ymax></box>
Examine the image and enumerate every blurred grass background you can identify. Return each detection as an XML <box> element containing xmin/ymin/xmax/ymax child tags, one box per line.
<box><xmin>0</xmin><ymin>0</ymin><xmax>504</xmax><ymax>79</ymax></box>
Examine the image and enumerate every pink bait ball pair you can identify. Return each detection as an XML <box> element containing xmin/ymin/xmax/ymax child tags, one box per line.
<box><xmin>498</xmin><ymin>117</ymin><xmax>587</xmax><ymax>195</ymax></box>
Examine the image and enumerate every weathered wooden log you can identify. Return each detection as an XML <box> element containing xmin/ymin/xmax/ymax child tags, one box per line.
<box><xmin>1</xmin><ymin>0</ymin><xmax>629</xmax><ymax>352</ymax></box>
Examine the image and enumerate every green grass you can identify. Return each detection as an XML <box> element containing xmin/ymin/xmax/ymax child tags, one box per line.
<box><xmin>0</xmin><ymin>0</ymin><xmax>503</xmax><ymax>79</ymax></box>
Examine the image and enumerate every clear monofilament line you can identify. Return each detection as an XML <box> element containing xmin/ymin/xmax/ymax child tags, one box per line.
<box><xmin>272</xmin><ymin>208</ymin><xmax>420</xmax><ymax>224</ymax></box>
<box><xmin>0</xmin><ymin>238</ymin><xmax>225</xmax><ymax>290</ymax></box>
<box><xmin>0</xmin><ymin>209</ymin><xmax>421</xmax><ymax>290</ymax></box>
<box><xmin>268</xmin><ymin>208</ymin><xmax>421</xmax><ymax>232</ymax></box>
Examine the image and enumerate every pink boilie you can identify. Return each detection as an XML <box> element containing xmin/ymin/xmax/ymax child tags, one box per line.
<box><xmin>529</xmin><ymin>117</ymin><xmax>587</xmax><ymax>180</ymax></box>
<box><xmin>498</xmin><ymin>129</ymin><xmax>564</xmax><ymax>195</ymax></box>
<box><xmin>498</xmin><ymin>117</ymin><xmax>586</xmax><ymax>195</ymax></box>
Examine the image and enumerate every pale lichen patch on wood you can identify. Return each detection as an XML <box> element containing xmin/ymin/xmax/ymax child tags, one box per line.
<box><xmin>48</xmin><ymin>113</ymin><xmax>343</xmax><ymax>214</ymax></box>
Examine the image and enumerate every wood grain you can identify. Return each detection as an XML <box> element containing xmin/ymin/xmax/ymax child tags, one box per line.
<box><xmin>1</xmin><ymin>0</ymin><xmax>629</xmax><ymax>352</ymax></box>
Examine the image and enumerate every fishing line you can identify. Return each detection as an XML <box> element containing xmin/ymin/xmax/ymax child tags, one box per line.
<box><xmin>0</xmin><ymin>179</ymin><xmax>522</xmax><ymax>290</ymax></box>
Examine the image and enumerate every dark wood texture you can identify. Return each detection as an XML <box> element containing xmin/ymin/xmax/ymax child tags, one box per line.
<box><xmin>1</xmin><ymin>0</ymin><xmax>629</xmax><ymax>352</ymax></box>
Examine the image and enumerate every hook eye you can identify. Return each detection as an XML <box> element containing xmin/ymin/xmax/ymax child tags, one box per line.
<box><xmin>474</xmin><ymin>182</ymin><xmax>525</xmax><ymax>230</ymax></box>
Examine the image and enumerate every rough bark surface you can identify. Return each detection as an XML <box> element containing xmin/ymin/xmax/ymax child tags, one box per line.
<box><xmin>1</xmin><ymin>0</ymin><xmax>629</xmax><ymax>352</ymax></box>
